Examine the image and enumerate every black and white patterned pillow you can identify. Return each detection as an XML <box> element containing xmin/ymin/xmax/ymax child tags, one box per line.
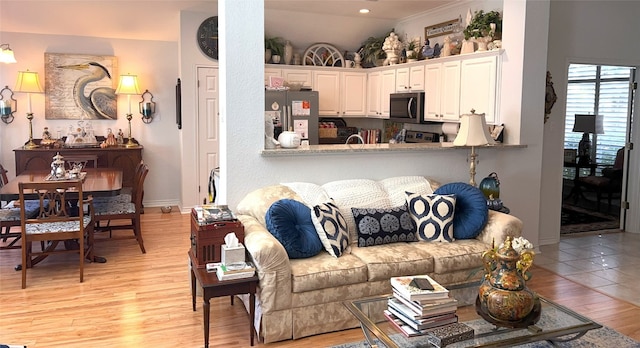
<box><xmin>405</xmin><ymin>192</ymin><xmax>456</xmax><ymax>242</ymax></box>
<box><xmin>351</xmin><ymin>205</ymin><xmax>416</xmax><ymax>247</ymax></box>
<box><xmin>311</xmin><ymin>200</ymin><xmax>350</xmax><ymax>257</ymax></box>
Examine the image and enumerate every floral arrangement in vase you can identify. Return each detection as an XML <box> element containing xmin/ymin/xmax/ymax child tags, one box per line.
<box><xmin>405</xmin><ymin>36</ymin><xmax>421</xmax><ymax>61</ymax></box>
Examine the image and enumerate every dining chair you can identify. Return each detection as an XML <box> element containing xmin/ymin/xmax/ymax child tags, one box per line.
<box><xmin>93</xmin><ymin>160</ymin><xmax>144</xmax><ymax>205</ymax></box>
<box><xmin>1</xmin><ymin>164</ymin><xmax>42</xmax><ymax>250</ymax></box>
<box><xmin>18</xmin><ymin>180</ymin><xmax>95</xmax><ymax>288</ymax></box>
<box><xmin>93</xmin><ymin>163</ymin><xmax>149</xmax><ymax>253</ymax></box>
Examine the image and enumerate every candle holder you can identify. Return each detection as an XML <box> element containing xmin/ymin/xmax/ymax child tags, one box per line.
<box><xmin>125</xmin><ymin>113</ymin><xmax>137</xmax><ymax>148</ymax></box>
<box><xmin>25</xmin><ymin>112</ymin><xmax>38</xmax><ymax>149</ymax></box>
<box><xmin>0</xmin><ymin>85</ymin><xmax>17</xmax><ymax>124</ymax></box>
<box><xmin>138</xmin><ymin>89</ymin><xmax>156</xmax><ymax>124</ymax></box>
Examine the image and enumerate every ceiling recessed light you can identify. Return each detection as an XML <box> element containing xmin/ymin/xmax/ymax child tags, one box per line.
<box><xmin>359</xmin><ymin>8</ymin><xmax>370</xmax><ymax>14</ymax></box>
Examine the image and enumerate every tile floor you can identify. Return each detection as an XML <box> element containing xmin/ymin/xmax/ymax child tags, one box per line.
<box><xmin>536</xmin><ymin>231</ymin><xmax>640</xmax><ymax>306</ymax></box>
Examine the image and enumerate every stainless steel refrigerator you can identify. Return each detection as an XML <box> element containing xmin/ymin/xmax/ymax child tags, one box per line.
<box><xmin>265</xmin><ymin>90</ymin><xmax>319</xmax><ymax>145</ymax></box>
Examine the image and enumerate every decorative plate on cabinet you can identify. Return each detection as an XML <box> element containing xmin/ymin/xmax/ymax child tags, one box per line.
<box><xmin>303</xmin><ymin>43</ymin><xmax>344</xmax><ymax>67</ymax></box>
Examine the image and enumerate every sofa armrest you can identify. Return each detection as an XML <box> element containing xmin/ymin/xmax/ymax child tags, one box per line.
<box><xmin>237</xmin><ymin>215</ymin><xmax>292</xmax><ymax>313</ymax></box>
<box><xmin>475</xmin><ymin>210</ymin><xmax>523</xmax><ymax>246</ymax></box>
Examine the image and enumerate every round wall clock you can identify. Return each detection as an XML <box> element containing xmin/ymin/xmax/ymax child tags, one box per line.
<box><xmin>197</xmin><ymin>16</ymin><xmax>219</xmax><ymax>60</ymax></box>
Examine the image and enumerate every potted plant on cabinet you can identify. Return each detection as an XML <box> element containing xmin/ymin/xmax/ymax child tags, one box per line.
<box><xmin>358</xmin><ymin>29</ymin><xmax>395</xmax><ymax>68</ymax></box>
<box><xmin>265</xmin><ymin>36</ymin><xmax>285</xmax><ymax>63</ymax></box>
<box><xmin>463</xmin><ymin>10</ymin><xmax>502</xmax><ymax>51</ymax></box>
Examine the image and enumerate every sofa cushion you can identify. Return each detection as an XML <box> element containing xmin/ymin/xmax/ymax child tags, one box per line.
<box><xmin>351</xmin><ymin>205</ymin><xmax>416</xmax><ymax>247</ymax></box>
<box><xmin>434</xmin><ymin>182</ymin><xmax>489</xmax><ymax>239</ymax></box>
<box><xmin>289</xmin><ymin>252</ymin><xmax>368</xmax><ymax>293</ymax></box>
<box><xmin>311</xmin><ymin>200</ymin><xmax>350</xmax><ymax>257</ymax></box>
<box><xmin>265</xmin><ymin>199</ymin><xmax>323</xmax><ymax>259</ymax></box>
<box><xmin>406</xmin><ymin>192</ymin><xmax>456</xmax><ymax>242</ymax></box>
<box><xmin>349</xmin><ymin>243</ymin><xmax>435</xmax><ymax>281</ymax></box>
<box><xmin>407</xmin><ymin>238</ymin><xmax>490</xmax><ymax>274</ymax></box>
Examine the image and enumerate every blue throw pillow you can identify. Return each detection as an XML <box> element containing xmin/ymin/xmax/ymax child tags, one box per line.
<box><xmin>434</xmin><ymin>182</ymin><xmax>488</xmax><ymax>239</ymax></box>
<box><xmin>352</xmin><ymin>205</ymin><xmax>416</xmax><ymax>247</ymax></box>
<box><xmin>265</xmin><ymin>199</ymin><xmax>323</xmax><ymax>259</ymax></box>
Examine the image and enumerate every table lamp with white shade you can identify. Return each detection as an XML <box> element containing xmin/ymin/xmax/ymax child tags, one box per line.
<box><xmin>14</xmin><ymin>70</ymin><xmax>43</xmax><ymax>149</ymax></box>
<box><xmin>115</xmin><ymin>74</ymin><xmax>141</xmax><ymax>148</ymax></box>
<box><xmin>453</xmin><ymin>109</ymin><xmax>495</xmax><ymax>186</ymax></box>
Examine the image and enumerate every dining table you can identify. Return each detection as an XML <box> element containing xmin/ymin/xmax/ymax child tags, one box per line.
<box><xmin>0</xmin><ymin>168</ymin><xmax>123</xmax><ymax>268</ymax></box>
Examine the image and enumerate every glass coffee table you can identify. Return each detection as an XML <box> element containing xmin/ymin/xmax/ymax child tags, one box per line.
<box><xmin>344</xmin><ymin>294</ymin><xmax>601</xmax><ymax>348</ymax></box>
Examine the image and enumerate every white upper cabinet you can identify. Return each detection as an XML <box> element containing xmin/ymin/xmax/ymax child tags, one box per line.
<box><xmin>424</xmin><ymin>60</ymin><xmax>461</xmax><ymax>122</ymax></box>
<box><xmin>367</xmin><ymin>68</ymin><xmax>396</xmax><ymax>119</ymax></box>
<box><xmin>264</xmin><ymin>68</ymin><xmax>282</xmax><ymax>87</ymax></box>
<box><xmin>313</xmin><ymin>70</ymin><xmax>367</xmax><ymax>117</ymax></box>
<box><xmin>395</xmin><ymin>64</ymin><xmax>425</xmax><ymax>92</ymax></box>
<box><xmin>459</xmin><ymin>54</ymin><xmax>499</xmax><ymax>124</ymax></box>
<box><xmin>282</xmin><ymin>69</ymin><xmax>313</xmax><ymax>88</ymax></box>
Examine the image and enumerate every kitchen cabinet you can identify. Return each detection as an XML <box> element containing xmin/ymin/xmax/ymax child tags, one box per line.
<box><xmin>282</xmin><ymin>69</ymin><xmax>312</xmax><ymax>88</ymax></box>
<box><xmin>312</xmin><ymin>70</ymin><xmax>366</xmax><ymax>117</ymax></box>
<box><xmin>264</xmin><ymin>68</ymin><xmax>282</xmax><ymax>86</ymax></box>
<box><xmin>367</xmin><ymin>68</ymin><xmax>396</xmax><ymax>119</ymax></box>
<box><xmin>424</xmin><ymin>60</ymin><xmax>461</xmax><ymax>122</ymax></box>
<box><xmin>459</xmin><ymin>55</ymin><xmax>499</xmax><ymax>124</ymax></box>
<box><xmin>395</xmin><ymin>64</ymin><xmax>425</xmax><ymax>92</ymax></box>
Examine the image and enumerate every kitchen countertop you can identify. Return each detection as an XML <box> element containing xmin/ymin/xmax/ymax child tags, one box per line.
<box><xmin>261</xmin><ymin>142</ymin><xmax>526</xmax><ymax>156</ymax></box>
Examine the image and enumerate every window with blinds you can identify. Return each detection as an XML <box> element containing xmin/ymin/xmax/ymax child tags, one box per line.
<box><xmin>563</xmin><ymin>64</ymin><xmax>634</xmax><ymax>179</ymax></box>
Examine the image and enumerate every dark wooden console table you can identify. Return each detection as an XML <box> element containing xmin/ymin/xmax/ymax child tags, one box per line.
<box><xmin>14</xmin><ymin>141</ymin><xmax>143</xmax><ymax>188</ymax></box>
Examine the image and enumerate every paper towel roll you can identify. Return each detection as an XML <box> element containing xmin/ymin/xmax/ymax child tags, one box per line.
<box><xmin>441</xmin><ymin>122</ymin><xmax>460</xmax><ymax>141</ymax></box>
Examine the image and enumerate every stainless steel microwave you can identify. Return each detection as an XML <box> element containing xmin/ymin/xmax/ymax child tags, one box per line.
<box><xmin>389</xmin><ymin>92</ymin><xmax>425</xmax><ymax>124</ymax></box>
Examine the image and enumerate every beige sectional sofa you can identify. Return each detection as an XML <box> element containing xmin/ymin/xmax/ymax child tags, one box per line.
<box><xmin>235</xmin><ymin>176</ymin><xmax>523</xmax><ymax>343</ymax></box>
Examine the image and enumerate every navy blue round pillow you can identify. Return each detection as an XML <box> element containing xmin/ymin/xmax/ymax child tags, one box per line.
<box><xmin>434</xmin><ymin>182</ymin><xmax>488</xmax><ymax>239</ymax></box>
<box><xmin>265</xmin><ymin>199</ymin><xmax>323</xmax><ymax>259</ymax></box>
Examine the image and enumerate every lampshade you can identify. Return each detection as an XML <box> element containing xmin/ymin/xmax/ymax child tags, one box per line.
<box><xmin>453</xmin><ymin>110</ymin><xmax>495</xmax><ymax>146</ymax></box>
<box><xmin>0</xmin><ymin>45</ymin><xmax>17</xmax><ymax>64</ymax></box>
<box><xmin>572</xmin><ymin>114</ymin><xmax>604</xmax><ymax>134</ymax></box>
<box><xmin>115</xmin><ymin>74</ymin><xmax>141</xmax><ymax>95</ymax></box>
<box><xmin>14</xmin><ymin>70</ymin><xmax>43</xmax><ymax>93</ymax></box>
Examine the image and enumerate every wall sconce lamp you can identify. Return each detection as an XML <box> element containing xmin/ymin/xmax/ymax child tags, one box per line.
<box><xmin>115</xmin><ymin>74</ymin><xmax>141</xmax><ymax>148</ymax></box>
<box><xmin>0</xmin><ymin>44</ymin><xmax>17</xmax><ymax>64</ymax></box>
<box><xmin>14</xmin><ymin>70</ymin><xmax>44</xmax><ymax>149</ymax></box>
<box><xmin>0</xmin><ymin>86</ymin><xmax>17</xmax><ymax>124</ymax></box>
<box><xmin>139</xmin><ymin>90</ymin><xmax>156</xmax><ymax>124</ymax></box>
<box><xmin>453</xmin><ymin>109</ymin><xmax>495</xmax><ymax>186</ymax></box>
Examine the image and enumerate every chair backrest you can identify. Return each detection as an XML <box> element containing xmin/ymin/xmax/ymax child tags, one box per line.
<box><xmin>132</xmin><ymin>164</ymin><xmax>149</xmax><ymax>209</ymax></box>
<box><xmin>18</xmin><ymin>180</ymin><xmax>84</xmax><ymax>227</ymax></box>
<box><xmin>0</xmin><ymin>163</ymin><xmax>8</xmax><ymax>187</ymax></box>
<box><xmin>613</xmin><ymin>147</ymin><xmax>624</xmax><ymax>169</ymax></box>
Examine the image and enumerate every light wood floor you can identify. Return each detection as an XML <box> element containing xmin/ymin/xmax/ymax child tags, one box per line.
<box><xmin>1</xmin><ymin>209</ymin><xmax>639</xmax><ymax>347</ymax></box>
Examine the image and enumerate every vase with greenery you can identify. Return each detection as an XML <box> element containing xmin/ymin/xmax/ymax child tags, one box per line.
<box><xmin>463</xmin><ymin>10</ymin><xmax>502</xmax><ymax>40</ymax></box>
<box><xmin>359</xmin><ymin>29</ymin><xmax>395</xmax><ymax>68</ymax></box>
<box><xmin>265</xmin><ymin>36</ymin><xmax>285</xmax><ymax>63</ymax></box>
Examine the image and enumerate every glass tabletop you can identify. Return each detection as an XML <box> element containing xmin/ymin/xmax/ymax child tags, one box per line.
<box><xmin>344</xmin><ymin>294</ymin><xmax>601</xmax><ymax>348</ymax></box>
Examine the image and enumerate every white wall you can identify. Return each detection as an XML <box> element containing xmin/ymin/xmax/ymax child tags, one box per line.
<box><xmin>0</xmin><ymin>32</ymin><xmax>181</xmax><ymax>207</ymax></box>
<box><xmin>543</xmin><ymin>1</ymin><xmax>640</xmax><ymax>240</ymax></box>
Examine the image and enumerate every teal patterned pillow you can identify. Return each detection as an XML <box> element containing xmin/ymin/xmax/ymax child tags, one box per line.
<box><xmin>311</xmin><ymin>200</ymin><xmax>350</xmax><ymax>257</ymax></box>
<box><xmin>405</xmin><ymin>192</ymin><xmax>456</xmax><ymax>242</ymax></box>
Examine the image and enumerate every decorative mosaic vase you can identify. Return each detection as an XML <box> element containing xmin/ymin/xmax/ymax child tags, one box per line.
<box><xmin>477</xmin><ymin>236</ymin><xmax>539</xmax><ymax>327</ymax></box>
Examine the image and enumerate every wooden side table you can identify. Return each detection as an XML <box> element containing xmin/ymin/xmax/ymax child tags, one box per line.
<box><xmin>189</xmin><ymin>251</ymin><xmax>258</xmax><ymax>347</ymax></box>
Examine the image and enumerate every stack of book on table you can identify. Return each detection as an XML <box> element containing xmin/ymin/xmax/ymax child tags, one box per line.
<box><xmin>215</xmin><ymin>261</ymin><xmax>256</xmax><ymax>281</ymax></box>
<box><xmin>385</xmin><ymin>274</ymin><xmax>459</xmax><ymax>337</ymax></box>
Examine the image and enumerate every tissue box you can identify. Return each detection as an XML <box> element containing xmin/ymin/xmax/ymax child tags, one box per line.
<box><xmin>190</xmin><ymin>212</ymin><xmax>244</xmax><ymax>268</ymax></box>
<box><xmin>222</xmin><ymin>243</ymin><xmax>246</xmax><ymax>265</ymax></box>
